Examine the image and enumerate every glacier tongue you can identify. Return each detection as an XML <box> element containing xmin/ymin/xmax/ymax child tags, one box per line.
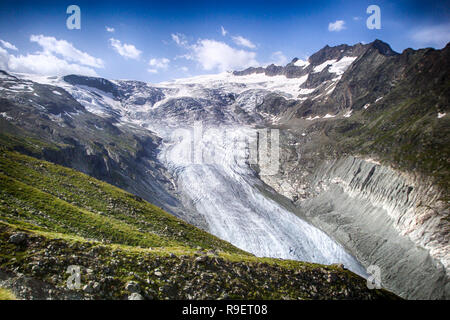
<box><xmin>156</xmin><ymin>123</ymin><xmax>367</xmax><ymax>277</ymax></box>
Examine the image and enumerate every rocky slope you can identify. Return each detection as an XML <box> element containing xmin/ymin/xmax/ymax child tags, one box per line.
<box><xmin>253</xmin><ymin>42</ymin><xmax>450</xmax><ymax>299</ymax></box>
<box><xmin>261</xmin><ymin>153</ymin><xmax>448</xmax><ymax>299</ymax></box>
<box><xmin>0</xmin><ymin>70</ymin><xmax>188</xmax><ymax>220</ymax></box>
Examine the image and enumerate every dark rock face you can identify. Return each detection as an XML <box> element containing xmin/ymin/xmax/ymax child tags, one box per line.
<box><xmin>233</xmin><ymin>40</ymin><xmax>396</xmax><ymax>81</ymax></box>
<box><xmin>63</xmin><ymin>75</ymin><xmax>120</xmax><ymax>98</ymax></box>
<box><xmin>117</xmin><ymin>80</ymin><xmax>165</xmax><ymax>107</ymax></box>
<box><xmin>8</xmin><ymin>233</ymin><xmax>27</xmax><ymax>245</ymax></box>
<box><xmin>256</xmin><ymin>93</ymin><xmax>297</xmax><ymax>116</ymax></box>
<box><xmin>233</xmin><ymin>40</ymin><xmax>399</xmax><ymax>106</ymax></box>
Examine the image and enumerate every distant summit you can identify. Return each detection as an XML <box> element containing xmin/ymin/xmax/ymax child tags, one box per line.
<box><xmin>233</xmin><ymin>39</ymin><xmax>397</xmax><ymax>78</ymax></box>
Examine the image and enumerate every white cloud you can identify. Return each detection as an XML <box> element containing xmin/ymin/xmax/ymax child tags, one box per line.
<box><xmin>328</xmin><ymin>20</ymin><xmax>346</xmax><ymax>32</ymax></box>
<box><xmin>0</xmin><ymin>39</ymin><xmax>18</xmax><ymax>51</ymax></box>
<box><xmin>232</xmin><ymin>35</ymin><xmax>256</xmax><ymax>49</ymax></box>
<box><xmin>105</xmin><ymin>26</ymin><xmax>115</xmax><ymax>33</ymax></box>
<box><xmin>411</xmin><ymin>24</ymin><xmax>450</xmax><ymax>48</ymax></box>
<box><xmin>190</xmin><ymin>39</ymin><xmax>258</xmax><ymax>72</ymax></box>
<box><xmin>147</xmin><ymin>68</ymin><xmax>158</xmax><ymax>74</ymax></box>
<box><xmin>0</xmin><ymin>49</ymin><xmax>97</xmax><ymax>76</ymax></box>
<box><xmin>109</xmin><ymin>38</ymin><xmax>142</xmax><ymax>60</ymax></box>
<box><xmin>149</xmin><ymin>57</ymin><xmax>170</xmax><ymax>69</ymax></box>
<box><xmin>180</xmin><ymin>66</ymin><xmax>189</xmax><ymax>72</ymax></box>
<box><xmin>221</xmin><ymin>26</ymin><xmax>228</xmax><ymax>36</ymax></box>
<box><xmin>171</xmin><ymin>32</ymin><xmax>259</xmax><ymax>72</ymax></box>
<box><xmin>0</xmin><ymin>35</ymin><xmax>102</xmax><ymax>76</ymax></box>
<box><xmin>269</xmin><ymin>51</ymin><xmax>288</xmax><ymax>66</ymax></box>
<box><xmin>353</xmin><ymin>16</ymin><xmax>362</xmax><ymax>21</ymax></box>
<box><xmin>171</xmin><ymin>33</ymin><xmax>188</xmax><ymax>47</ymax></box>
<box><xmin>30</xmin><ymin>35</ymin><xmax>104</xmax><ymax>68</ymax></box>
<box><xmin>7</xmin><ymin>53</ymin><xmax>98</xmax><ymax>76</ymax></box>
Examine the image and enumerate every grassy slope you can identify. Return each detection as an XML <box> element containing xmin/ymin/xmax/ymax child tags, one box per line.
<box><xmin>288</xmin><ymin>45</ymin><xmax>449</xmax><ymax>197</ymax></box>
<box><xmin>335</xmin><ymin>86</ymin><xmax>450</xmax><ymax>193</ymax></box>
<box><xmin>0</xmin><ymin>148</ymin><xmax>397</xmax><ymax>300</ymax></box>
<box><xmin>0</xmin><ymin>287</ymin><xmax>16</xmax><ymax>300</ymax></box>
<box><xmin>0</xmin><ymin>147</ymin><xmax>245</xmax><ymax>254</ymax></box>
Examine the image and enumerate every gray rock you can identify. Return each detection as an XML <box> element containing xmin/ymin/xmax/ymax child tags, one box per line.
<box><xmin>195</xmin><ymin>255</ymin><xmax>207</xmax><ymax>263</ymax></box>
<box><xmin>125</xmin><ymin>281</ymin><xmax>140</xmax><ymax>293</ymax></box>
<box><xmin>9</xmin><ymin>233</ymin><xmax>27</xmax><ymax>245</ymax></box>
<box><xmin>83</xmin><ymin>283</ymin><xmax>94</xmax><ymax>293</ymax></box>
<box><xmin>128</xmin><ymin>293</ymin><xmax>144</xmax><ymax>300</ymax></box>
<box><xmin>154</xmin><ymin>271</ymin><xmax>162</xmax><ymax>277</ymax></box>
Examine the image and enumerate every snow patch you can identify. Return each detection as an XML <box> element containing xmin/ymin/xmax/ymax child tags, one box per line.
<box><xmin>159</xmin><ymin>72</ymin><xmax>309</xmax><ymax>100</ymax></box>
<box><xmin>312</xmin><ymin>56</ymin><xmax>357</xmax><ymax>75</ymax></box>
<box><xmin>328</xmin><ymin>56</ymin><xmax>357</xmax><ymax>75</ymax></box>
<box><xmin>343</xmin><ymin>110</ymin><xmax>353</xmax><ymax>118</ymax></box>
<box><xmin>313</xmin><ymin>59</ymin><xmax>337</xmax><ymax>73</ymax></box>
<box><xmin>0</xmin><ymin>112</ymin><xmax>13</xmax><ymax>120</ymax></box>
<box><xmin>299</xmin><ymin>88</ymin><xmax>316</xmax><ymax>95</ymax></box>
<box><xmin>365</xmin><ymin>158</ymin><xmax>381</xmax><ymax>165</ymax></box>
<box><xmin>294</xmin><ymin>59</ymin><xmax>310</xmax><ymax>68</ymax></box>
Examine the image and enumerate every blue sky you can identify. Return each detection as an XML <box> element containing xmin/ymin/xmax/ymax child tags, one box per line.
<box><xmin>0</xmin><ymin>0</ymin><xmax>449</xmax><ymax>82</ymax></box>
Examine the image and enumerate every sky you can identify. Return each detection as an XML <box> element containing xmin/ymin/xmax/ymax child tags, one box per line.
<box><xmin>0</xmin><ymin>0</ymin><xmax>449</xmax><ymax>83</ymax></box>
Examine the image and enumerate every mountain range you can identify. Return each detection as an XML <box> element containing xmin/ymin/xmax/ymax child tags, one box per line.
<box><xmin>0</xmin><ymin>39</ymin><xmax>448</xmax><ymax>299</ymax></box>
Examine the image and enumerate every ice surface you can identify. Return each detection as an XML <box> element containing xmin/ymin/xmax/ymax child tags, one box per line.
<box><xmin>294</xmin><ymin>59</ymin><xmax>310</xmax><ymax>68</ymax></box>
<box><xmin>155</xmin><ymin>124</ymin><xmax>367</xmax><ymax>276</ymax></box>
<box><xmin>329</xmin><ymin>56</ymin><xmax>357</xmax><ymax>75</ymax></box>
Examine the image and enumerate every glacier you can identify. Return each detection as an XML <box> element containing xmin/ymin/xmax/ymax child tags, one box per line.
<box><xmin>12</xmin><ymin>71</ymin><xmax>368</xmax><ymax>277</ymax></box>
<box><xmin>152</xmin><ymin>122</ymin><xmax>367</xmax><ymax>276</ymax></box>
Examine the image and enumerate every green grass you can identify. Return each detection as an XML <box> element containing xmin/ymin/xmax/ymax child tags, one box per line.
<box><xmin>0</xmin><ymin>148</ymin><xmax>398</xmax><ymax>300</ymax></box>
<box><xmin>0</xmin><ymin>221</ymin><xmax>396</xmax><ymax>300</ymax></box>
<box><xmin>0</xmin><ymin>131</ymin><xmax>63</xmax><ymax>157</ymax></box>
<box><xmin>0</xmin><ymin>148</ymin><xmax>246</xmax><ymax>254</ymax></box>
<box><xmin>320</xmin><ymin>92</ymin><xmax>450</xmax><ymax>195</ymax></box>
<box><xmin>0</xmin><ymin>287</ymin><xmax>16</xmax><ymax>300</ymax></box>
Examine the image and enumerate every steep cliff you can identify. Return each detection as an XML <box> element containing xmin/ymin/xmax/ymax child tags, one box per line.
<box><xmin>261</xmin><ymin>155</ymin><xmax>449</xmax><ymax>299</ymax></box>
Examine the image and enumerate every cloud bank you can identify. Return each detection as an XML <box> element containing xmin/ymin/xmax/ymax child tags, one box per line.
<box><xmin>0</xmin><ymin>35</ymin><xmax>103</xmax><ymax>76</ymax></box>
<box><xmin>328</xmin><ymin>20</ymin><xmax>346</xmax><ymax>32</ymax></box>
<box><xmin>109</xmin><ymin>38</ymin><xmax>142</xmax><ymax>60</ymax></box>
<box><xmin>411</xmin><ymin>24</ymin><xmax>450</xmax><ymax>48</ymax></box>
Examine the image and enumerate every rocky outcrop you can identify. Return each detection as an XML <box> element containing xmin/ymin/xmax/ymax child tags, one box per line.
<box><xmin>0</xmin><ymin>225</ymin><xmax>398</xmax><ymax>300</ymax></box>
<box><xmin>63</xmin><ymin>75</ymin><xmax>120</xmax><ymax>98</ymax></box>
